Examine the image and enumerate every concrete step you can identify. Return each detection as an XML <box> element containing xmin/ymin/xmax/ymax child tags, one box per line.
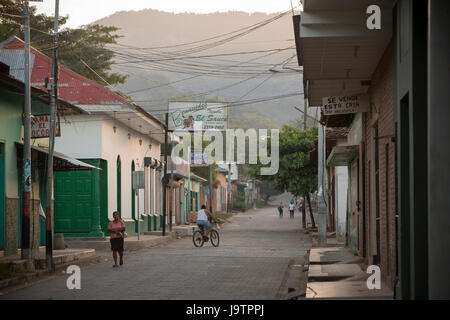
<box><xmin>172</xmin><ymin>226</ymin><xmax>195</xmax><ymax>236</ymax></box>
<box><xmin>309</xmin><ymin>247</ymin><xmax>357</xmax><ymax>264</ymax></box>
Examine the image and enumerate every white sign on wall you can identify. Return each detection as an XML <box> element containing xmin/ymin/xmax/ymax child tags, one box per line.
<box><xmin>322</xmin><ymin>95</ymin><xmax>370</xmax><ymax>115</ymax></box>
<box><xmin>31</xmin><ymin>114</ymin><xmax>61</xmax><ymax>138</ymax></box>
<box><xmin>168</xmin><ymin>102</ymin><xmax>228</xmax><ymax>131</ymax></box>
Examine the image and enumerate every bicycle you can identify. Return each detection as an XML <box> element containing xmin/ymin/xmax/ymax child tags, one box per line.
<box><xmin>193</xmin><ymin>224</ymin><xmax>220</xmax><ymax>247</ymax></box>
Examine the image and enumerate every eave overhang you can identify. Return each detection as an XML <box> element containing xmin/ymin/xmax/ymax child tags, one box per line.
<box><xmin>326</xmin><ymin>145</ymin><xmax>359</xmax><ymax>167</ymax></box>
<box><xmin>76</xmin><ymin>103</ymin><xmax>166</xmax><ymax>144</ymax></box>
<box><xmin>298</xmin><ymin>0</ymin><xmax>393</xmax><ymax>107</ymax></box>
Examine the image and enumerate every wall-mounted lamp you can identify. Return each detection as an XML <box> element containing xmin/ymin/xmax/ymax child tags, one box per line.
<box><xmin>128</xmin><ymin>133</ymin><xmax>131</xmax><ymax>140</ymax></box>
<box><xmin>148</xmin><ymin>144</ymin><xmax>152</xmax><ymax>150</ymax></box>
<box><xmin>113</xmin><ymin>125</ymin><xmax>117</xmax><ymax>133</ymax></box>
<box><xmin>139</xmin><ymin>138</ymin><xmax>142</xmax><ymax>146</ymax></box>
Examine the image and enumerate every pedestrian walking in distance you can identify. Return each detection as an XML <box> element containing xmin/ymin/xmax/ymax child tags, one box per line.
<box><xmin>108</xmin><ymin>211</ymin><xmax>126</xmax><ymax>267</ymax></box>
<box><xmin>278</xmin><ymin>202</ymin><xmax>284</xmax><ymax>217</ymax></box>
<box><xmin>289</xmin><ymin>200</ymin><xmax>295</xmax><ymax>219</ymax></box>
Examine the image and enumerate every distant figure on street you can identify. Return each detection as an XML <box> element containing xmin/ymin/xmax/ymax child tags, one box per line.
<box><xmin>298</xmin><ymin>200</ymin><xmax>303</xmax><ymax>212</ymax></box>
<box><xmin>289</xmin><ymin>200</ymin><xmax>295</xmax><ymax>219</ymax></box>
<box><xmin>278</xmin><ymin>202</ymin><xmax>284</xmax><ymax>217</ymax></box>
<box><xmin>108</xmin><ymin>211</ymin><xmax>126</xmax><ymax>267</ymax></box>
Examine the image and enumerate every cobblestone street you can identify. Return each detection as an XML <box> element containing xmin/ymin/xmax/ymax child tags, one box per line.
<box><xmin>0</xmin><ymin>207</ymin><xmax>311</xmax><ymax>300</ymax></box>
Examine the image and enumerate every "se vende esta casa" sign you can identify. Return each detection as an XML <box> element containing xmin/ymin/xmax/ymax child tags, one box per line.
<box><xmin>322</xmin><ymin>95</ymin><xmax>370</xmax><ymax>115</ymax></box>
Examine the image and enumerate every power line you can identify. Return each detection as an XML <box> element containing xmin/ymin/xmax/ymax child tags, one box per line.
<box><xmin>121</xmin><ymin>46</ymin><xmax>294</xmax><ymax>95</ymax></box>
<box><xmin>111</xmin><ymin>47</ymin><xmax>295</xmax><ymax>65</ymax></box>
<box><xmin>108</xmin><ymin>9</ymin><xmax>294</xmax><ymax>52</ymax></box>
<box><xmin>60</xmin><ymin>92</ymin><xmax>304</xmax><ymax>124</ymax></box>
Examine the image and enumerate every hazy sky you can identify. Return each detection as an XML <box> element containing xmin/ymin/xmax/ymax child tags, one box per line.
<box><xmin>33</xmin><ymin>0</ymin><xmax>294</xmax><ymax>29</ymax></box>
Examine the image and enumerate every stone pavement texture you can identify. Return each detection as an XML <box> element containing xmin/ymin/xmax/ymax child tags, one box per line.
<box><xmin>0</xmin><ymin>207</ymin><xmax>311</xmax><ymax>300</ymax></box>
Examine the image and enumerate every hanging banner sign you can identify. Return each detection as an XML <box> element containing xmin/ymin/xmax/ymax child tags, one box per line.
<box><xmin>168</xmin><ymin>102</ymin><xmax>228</xmax><ymax>131</ymax></box>
<box><xmin>322</xmin><ymin>94</ymin><xmax>370</xmax><ymax>115</ymax></box>
<box><xmin>31</xmin><ymin>114</ymin><xmax>61</xmax><ymax>138</ymax></box>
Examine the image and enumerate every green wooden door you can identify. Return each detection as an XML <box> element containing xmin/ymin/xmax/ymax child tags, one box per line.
<box><xmin>0</xmin><ymin>143</ymin><xmax>5</xmax><ymax>250</ymax></box>
<box><xmin>54</xmin><ymin>170</ymin><xmax>94</xmax><ymax>233</ymax></box>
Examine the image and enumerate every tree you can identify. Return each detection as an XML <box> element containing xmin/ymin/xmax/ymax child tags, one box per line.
<box><xmin>258</xmin><ymin>180</ymin><xmax>282</xmax><ymax>203</ymax></box>
<box><xmin>248</xmin><ymin>125</ymin><xmax>318</xmax><ymax>227</ymax></box>
<box><xmin>0</xmin><ymin>0</ymin><xmax>127</xmax><ymax>86</ymax></box>
<box><xmin>58</xmin><ymin>24</ymin><xmax>127</xmax><ymax>86</ymax></box>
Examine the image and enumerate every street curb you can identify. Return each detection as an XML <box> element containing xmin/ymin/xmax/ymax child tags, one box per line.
<box><xmin>65</xmin><ymin>232</ymin><xmax>179</xmax><ymax>251</ymax></box>
<box><xmin>0</xmin><ymin>254</ymin><xmax>105</xmax><ymax>294</ymax></box>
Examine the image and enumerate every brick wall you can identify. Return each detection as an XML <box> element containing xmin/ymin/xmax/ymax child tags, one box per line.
<box><xmin>363</xmin><ymin>41</ymin><xmax>396</xmax><ymax>289</ymax></box>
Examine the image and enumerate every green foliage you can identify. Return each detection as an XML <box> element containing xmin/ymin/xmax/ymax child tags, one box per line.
<box><xmin>191</xmin><ymin>163</ymin><xmax>217</xmax><ymax>187</ymax></box>
<box><xmin>259</xmin><ymin>180</ymin><xmax>282</xmax><ymax>203</ymax></box>
<box><xmin>232</xmin><ymin>188</ymin><xmax>247</xmax><ymax>212</ymax></box>
<box><xmin>212</xmin><ymin>212</ymin><xmax>230</xmax><ymax>225</ymax></box>
<box><xmin>0</xmin><ymin>0</ymin><xmax>127</xmax><ymax>86</ymax></box>
<box><xmin>0</xmin><ymin>0</ymin><xmax>68</xmax><ymax>44</ymax></box>
<box><xmin>248</xmin><ymin>125</ymin><xmax>318</xmax><ymax>197</ymax></box>
<box><xmin>58</xmin><ymin>24</ymin><xmax>127</xmax><ymax>85</ymax></box>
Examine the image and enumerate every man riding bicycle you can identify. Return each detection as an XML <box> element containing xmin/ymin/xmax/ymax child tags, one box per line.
<box><xmin>197</xmin><ymin>205</ymin><xmax>218</xmax><ymax>241</ymax></box>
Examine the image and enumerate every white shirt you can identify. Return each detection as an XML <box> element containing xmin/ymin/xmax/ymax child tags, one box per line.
<box><xmin>289</xmin><ymin>204</ymin><xmax>295</xmax><ymax>211</ymax></box>
<box><xmin>197</xmin><ymin>209</ymin><xmax>208</xmax><ymax>221</ymax></box>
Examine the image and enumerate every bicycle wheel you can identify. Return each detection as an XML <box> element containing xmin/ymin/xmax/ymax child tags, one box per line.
<box><xmin>193</xmin><ymin>230</ymin><xmax>204</xmax><ymax>247</ymax></box>
<box><xmin>210</xmin><ymin>229</ymin><xmax>220</xmax><ymax>247</ymax></box>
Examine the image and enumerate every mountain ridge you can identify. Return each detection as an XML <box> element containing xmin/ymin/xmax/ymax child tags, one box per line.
<box><xmin>94</xmin><ymin>9</ymin><xmax>316</xmax><ymax>128</ymax></box>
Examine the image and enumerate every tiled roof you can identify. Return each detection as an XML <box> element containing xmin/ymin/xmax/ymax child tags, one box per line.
<box><xmin>0</xmin><ymin>36</ymin><xmax>127</xmax><ymax>106</ymax></box>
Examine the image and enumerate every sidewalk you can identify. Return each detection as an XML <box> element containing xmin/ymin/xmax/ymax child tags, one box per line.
<box><xmin>304</xmin><ymin>246</ymin><xmax>394</xmax><ymax>299</ymax></box>
<box><xmin>65</xmin><ymin>231</ymin><xmax>179</xmax><ymax>251</ymax></box>
<box><xmin>0</xmin><ymin>247</ymin><xmax>97</xmax><ymax>290</ymax></box>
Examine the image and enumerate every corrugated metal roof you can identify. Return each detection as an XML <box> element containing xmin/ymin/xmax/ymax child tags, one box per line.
<box><xmin>0</xmin><ymin>36</ymin><xmax>127</xmax><ymax>106</ymax></box>
<box><xmin>0</xmin><ymin>49</ymin><xmax>35</xmax><ymax>82</ymax></box>
<box><xmin>15</xmin><ymin>142</ymin><xmax>100</xmax><ymax>171</ymax></box>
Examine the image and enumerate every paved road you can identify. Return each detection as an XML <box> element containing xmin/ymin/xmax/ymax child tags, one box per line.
<box><xmin>1</xmin><ymin>207</ymin><xmax>311</xmax><ymax>300</ymax></box>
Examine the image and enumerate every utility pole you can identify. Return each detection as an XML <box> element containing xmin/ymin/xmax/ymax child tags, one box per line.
<box><xmin>303</xmin><ymin>98</ymin><xmax>308</xmax><ymax>230</ymax></box>
<box><xmin>317</xmin><ymin>123</ymin><xmax>327</xmax><ymax>245</ymax></box>
<box><xmin>136</xmin><ymin>189</ymin><xmax>140</xmax><ymax>240</ymax></box>
<box><xmin>187</xmin><ymin>146</ymin><xmax>191</xmax><ymax>224</ymax></box>
<box><xmin>226</xmin><ymin>105</ymin><xmax>232</xmax><ymax>213</ymax></box>
<box><xmin>227</xmin><ymin>163</ymin><xmax>232</xmax><ymax>213</ymax></box>
<box><xmin>209</xmin><ymin>163</ymin><xmax>213</xmax><ymax>213</ymax></box>
<box><xmin>45</xmin><ymin>0</ymin><xmax>59</xmax><ymax>272</ymax></box>
<box><xmin>162</xmin><ymin>113</ymin><xmax>168</xmax><ymax>236</ymax></box>
<box><xmin>303</xmin><ymin>96</ymin><xmax>308</xmax><ymax>130</ymax></box>
<box><xmin>21</xmin><ymin>0</ymin><xmax>32</xmax><ymax>265</ymax></box>
<box><xmin>169</xmin><ymin>133</ymin><xmax>174</xmax><ymax>232</ymax></box>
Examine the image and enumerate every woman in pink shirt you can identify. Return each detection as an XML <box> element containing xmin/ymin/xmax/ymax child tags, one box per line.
<box><xmin>107</xmin><ymin>211</ymin><xmax>126</xmax><ymax>267</ymax></box>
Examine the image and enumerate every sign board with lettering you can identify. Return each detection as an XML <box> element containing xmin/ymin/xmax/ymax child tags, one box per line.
<box><xmin>168</xmin><ymin>102</ymin><xmax>228</xmax><ymax>131</ymax></box>
<box><xmin>31</xmin><ymin>114</ymin><xmax>61</xmax><ymax>138</ymax></box>
<box><xmin>190</xmin><ymin>151</ymin><xmax>209</xmax><ymax>166</ymax></box>
<box><xmin>322</xmin><ymin>95</ymin><xmax>370</xmax><ymax>115</ymax></box>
